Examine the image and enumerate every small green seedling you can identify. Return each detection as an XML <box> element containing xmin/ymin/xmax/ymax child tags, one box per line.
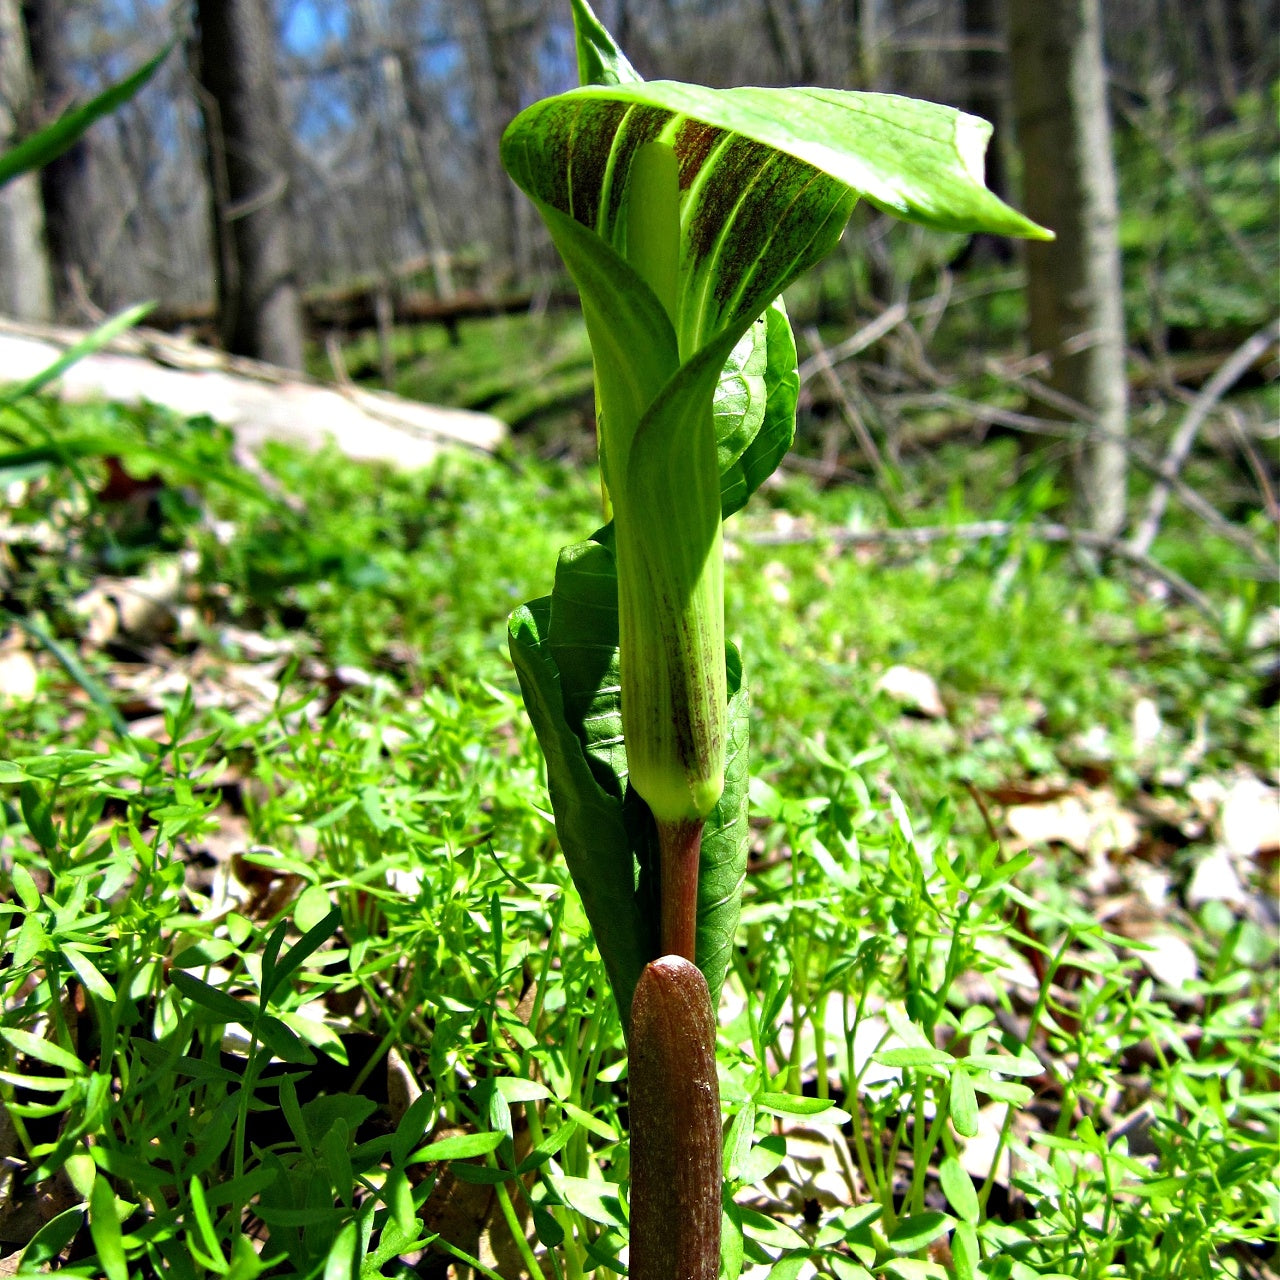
<box><xmin>503</xmin><ymin>2</ymin><xmax>1048</xmax><ymax>1271</ymax></box>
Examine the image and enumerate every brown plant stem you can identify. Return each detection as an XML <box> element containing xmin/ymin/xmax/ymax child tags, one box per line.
<box><xmin>656</xmin><ymin>816</ymin><xmax>704</xmax><ymax>962</ymax></box>
<box><xmin>628</xmin><ymin>956</ymin><xmax>722</xmax><ymax>1280</ymax></box>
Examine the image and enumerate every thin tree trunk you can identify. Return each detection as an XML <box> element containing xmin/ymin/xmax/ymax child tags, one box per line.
<box><xmin>22</xmin><ymin>0</ymin><xmax>97</xmax><ymax>318</ymax></box>
<box><xmin>952</xmin><ymin>0</ymin><xmax>1013</xmax><ymax>267</ymax></box>
<box><xmin>475</xmin><ymin>0</ymin><xmax>531</xmax><ymax>279</ymax></box>
<box><xmin>0</xmin><ymin>0</ymin><xmax>53</xmax><ymax>321</ymax></box>
<box><xmin>1009</xmin><ymin>0</ymin><xmax>1128</xmax><ymax>538</ymax></box>
<box><xmin>193</xmin><ymin>0</ymin><xmax>304</xmax><ymax>370</ymax></box>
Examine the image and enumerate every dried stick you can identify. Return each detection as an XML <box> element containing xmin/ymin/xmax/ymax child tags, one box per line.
<box><xmin>801</xmin><ymin>326</ymin><xmax>901</xmax><ymax>511</ymax></box>
<box><xmin>1129</xmin><ymin>319</ymin><xmax>1280</xmax><ymax>557</ymax></box>
<box><xmin>796</xmin><ymin>302</ymin><xmax>909</xmax><ymax>384</ymax></box>
<box><xmin>742</xmin><ymin>519</ymin><xmax>1219</xmax><ymax>621</ymax></box>
<box><xmin>897</xmin><ymin>385</ymin><xmax>1275</xmax><ymax>570</ymax></box>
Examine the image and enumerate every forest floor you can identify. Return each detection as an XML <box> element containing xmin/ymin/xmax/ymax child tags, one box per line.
<box><xmin>0</xmin><ymin>305</ymin><xmax>1277</xmax><ymax>1276</ymax></box>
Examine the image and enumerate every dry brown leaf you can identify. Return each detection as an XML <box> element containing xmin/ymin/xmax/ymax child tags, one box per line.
<box><xmin>875</xmin><ymin>664</ymin><xmax>946</xmax><ymax>718</ymax></box>
<box><xmin>1004</xmin><ymin>788</ymin><xmax>1141</xmax><ymax>857</ymax></box>
<box><xmin>0</xmin><ymin>649</ymin><xmax>37</xmax><ymax>702</ymax></box>
<box><xmin>1220</xmin><ymin>776</ymin><xmax>1280</xmax><ymax>859</ymax></box>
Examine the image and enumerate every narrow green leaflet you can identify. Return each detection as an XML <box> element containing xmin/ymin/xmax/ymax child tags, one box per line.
<box><xmin>0</xmin><ymin>49</ymin><xmax>169</xmax><ymax>188</ymax></box>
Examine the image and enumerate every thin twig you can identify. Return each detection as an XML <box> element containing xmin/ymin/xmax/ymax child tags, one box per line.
<box><xmin>741</xmin><ymin>519</ymin><xmax>1220</xmax><ymax>622</ymax></box>
<box><xmin>891</xmin><ymin>388</ymin><xmax>1276</xmax><ymax>571</ymax></box>
<box><xmin>979</xmin><ymin>355</ymin><xmax>1278</xmax><ymax>570</ymax></box>
<box><xmin>1114</xmin><ymin>96</ymin><xmax>1273</xmax><ymax>293</ymax></box>
<box><xmin>801</xmin><ymin>326</ymin><xmax>902</xmax><ymax>514</ymax></box>
<box><xmin>796</xmin><ymin>303</ymin><xmax>909</xmax><ymax>384</ymax></box>
<box><xmin>1129</xmin><ymin>318</ymin><xmax>1280</xmax><ymax>557</ymax></box>
<box><xmin>1223</xmin><ymin>406</ymin><xmax>1279</xmax><ymax>524</ymax></box>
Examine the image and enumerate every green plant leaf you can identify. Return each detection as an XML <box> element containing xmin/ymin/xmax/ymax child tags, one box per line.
<box><xmin>570</xmin><ymin>0</ymin><xmax>642</xmax><ymax>87</ymax></box>
<box><xmin>413</xmin><ymin>1130</ymin><xmax>507</xmax><ymax>1163</ymax></box>
<box><xmin>0</xmin><ymin>303</ymin><xmax>154</xmax><ymax>410</ymax></box>
<box><xmin>939</xmin><ymin>1156</ymin><xmax>980</xmax><ymax>1223</ymax></box>
<box><xmin>0</xmin><ymin>1027</ymin><xmax>85</xmax><ymax>1074</ymax></box>
<box><xmin>62</xmin><ymin>946</ymin><xmax>115</xmax><ymax>1002</ymax></box>
<box><xmin>887</xmin><ymin>1211</ymin><xmax>954</xmax><ymax>1254</ymax></box>
<box><xmin>718</xmin><ymin>297</ymin><xmax>798</xmax><ymax>518</ymax></box>
<box><xmin>88</xmin><ymin>1174</ymin><xmax>128</xmax><ymax>1280</ymax></box>
<box><xmin>510</xmin><ymin>531</ymin><xmax>749</xmax><ymax>1017</ymax></box>
<box><xmin>261</xmin><ymin>904</ymin><xmax>341</xmax><ymax>1005</ymax></box>
<box><xmin>692</xmin><ymin>643</ymin><xmax>749</xmax><ymax>1002</ymax></box>
<box><xmin>950</xmin><ymin>1066</ymin><xmax>980</xmax><ymax>1138</ymax></box>
<box><xmin>502</xmin><ymin>79</ymin><xmax>1047</xmax><ymax>399</ymax></box>
<box><xmin>509</xmin><ymin>571</ymin><xmax>654</xmax><ymax>1024</ymax></box>
<box><xmin>170</xmin><ymin>970</ymin><xmax>254</xmax><ymax>1025</ymax></box>
<box><xmin>0</xmin><ymin>49</ymin><xmax>168</xmax><ymax>188</ymax></box>
<box><xmin>18</xmin><ymin>1206</ymin><xmax>84</xmax><ymax>1267</ymax></box>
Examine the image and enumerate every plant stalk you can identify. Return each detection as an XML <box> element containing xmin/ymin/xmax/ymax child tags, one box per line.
<box><xmin>628</xmin><ymin>956</ymin><xmax>721</xmax><ymax>1280</ymax></box>
<box><xmin>657</xmin><ymin>816</ymin><xmax>703</xmax><ymax>962</ymax></box>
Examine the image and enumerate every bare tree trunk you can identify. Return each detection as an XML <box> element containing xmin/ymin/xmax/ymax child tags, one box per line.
<box><xmin>22</xmin><ymin>0</ymin><xmax>98</xmax><ymax>318</ymax></box>
<box><xmin>0</xmin><ymin>0</ymin><xmax>53</xmax><ymax>321</ymax></box>
<box><xmin>193</xmin><ymin>0</ymin><xmax>304</xmax><ymax>370</ymax></box>
<box><xmin>475</xmin><ymin>0</ymin><xmax>532</xmax><ymax>279</ymax></box>
<box><xmin>951</xmin><ymin>0</ymin><xmax>1014</xmax><ymax>267</ymax></box>
<box><xmin>1009</xmin><ymin>0</ymin><xmax>1128</xmax><ymax>538</ymax></box>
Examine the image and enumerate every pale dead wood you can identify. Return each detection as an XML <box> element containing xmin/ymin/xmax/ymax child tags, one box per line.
<box><xmin>742</xmin><ymin>518</ymin><xmax>1219</xmax><ymax>621</ymax></box>
<box><xmin>1129</xmin><ymin>318</ymin><xmax>1280</xmax><ymax>557</ymax></box>
<box><xmin>0</xmin><ymin>316</ymin><xmax>506</xmax><ymax>470</ymax></box>
<box><xmin>801</xmin><ymin>325</ymin><xmax>901</xmax><ymax>508</ymax></box>
<box><xmin>795</xmin><ymin>302</ymin><xmax>909</xmax><ymax>384</ymax></box>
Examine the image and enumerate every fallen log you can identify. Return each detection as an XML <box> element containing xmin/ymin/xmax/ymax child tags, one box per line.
<box><xmin>0</xmin><ymin>316</ymin><xmax>505</xmax><ymax>471</ymax></box>
<box><xmin>145</xmin><ymin>285</ymin><xmax>580</xmax><ymax>340</ymax></box>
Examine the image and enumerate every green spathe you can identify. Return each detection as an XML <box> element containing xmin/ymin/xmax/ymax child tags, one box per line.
<box><xmin>501</xmin><ymin>13</ymin><xmax>1048</xmax><ymax>826</ymax></box>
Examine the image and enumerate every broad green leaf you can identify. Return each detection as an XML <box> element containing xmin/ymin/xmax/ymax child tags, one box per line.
<box><xmin>509</xmin><ymin>582</ymin><xmax>654</xmax><ymax>1023</ymax></box>
<box><xmin>0</xmin><ymin>49</ymin><xmax>168</xmax><ymax>188</ymax></box>
<box><xmin>547</xmin><ymin>538</ymin><xmax>628</xmax><ymax>796</ymax></box>
<box><xmin>718</xmin><ymin>297</ymin><xmax>799</xmax><ymax>518</ymax></box>
<box><xmin>510</xmin><ymin>532</ymin><xmax>749</xmax><ymax>1015</ymax></box>
<box><xmin>502</xmin><ymin>79</ymin><xmax>1047</xmax><ymax>385</ymax></box>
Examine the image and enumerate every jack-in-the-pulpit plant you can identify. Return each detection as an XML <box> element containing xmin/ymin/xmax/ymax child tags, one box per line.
<box><xmin>504</xmin><ymin>2</ymin><xmax>1048</xmax><ymax>1272</ymax></box>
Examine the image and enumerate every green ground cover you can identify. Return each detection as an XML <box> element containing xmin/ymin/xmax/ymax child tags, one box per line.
<box><xmin>1</xmin><ymin>390</ymin><xmax>1276</xmax><ymax>1277</ymax></box>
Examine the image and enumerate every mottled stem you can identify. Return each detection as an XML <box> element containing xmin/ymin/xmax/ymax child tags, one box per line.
<box><xmin>657</xmin><ymin>816</ymin><xmax>704</xmax><ymax>962</ymax></box>
<box><xmin>628</xmin><ymin>956</ymin><xmax>722</xmax><ymax>1280</ymax></box>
